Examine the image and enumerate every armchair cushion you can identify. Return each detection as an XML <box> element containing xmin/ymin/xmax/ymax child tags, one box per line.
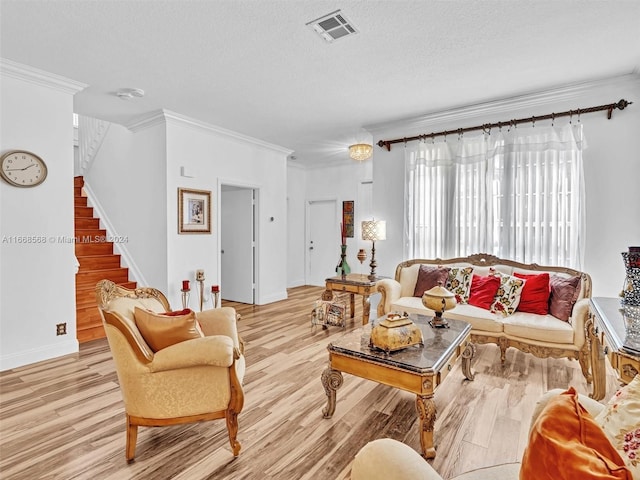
<box><xmin>521</xmin><ymin>387</ymin><xmax>632</xmax><ymax>479</ymax></box>
<box><xmin>134</xmin><ymin>307</ymin><xmax>202</xmax><ymax>352</ymax></box>
<box><xmin>149</xmin><ymin>335</ymin><xmax>234</xmax><ymax>372</ymax></box>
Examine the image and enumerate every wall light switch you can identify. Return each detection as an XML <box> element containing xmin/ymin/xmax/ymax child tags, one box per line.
<box><xmin>180</xmin><ymin>166</ymin><xmax>195</xmax><ymax>178</ymax></box>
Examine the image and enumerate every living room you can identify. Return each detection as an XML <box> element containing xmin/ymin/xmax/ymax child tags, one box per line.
<box><xmin>1</xmin><ymin>1</ymin><xmax>640</xmax><ymax>479</ymax></box>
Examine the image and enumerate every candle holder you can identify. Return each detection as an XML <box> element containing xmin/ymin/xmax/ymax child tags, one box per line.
<box><xmin>181</xmin><ymin>289</ymin><xmax>191</xmax><ymax>309</ymax></box>
<box><xmin>211</xmin><ymin>285</ymin><xmax>220</xmax><ymax>308</ymax></box>
<box><xmin>196</xmin><ymin>270</ymin><xmax>206</xmax><ymax>312</ymax></box>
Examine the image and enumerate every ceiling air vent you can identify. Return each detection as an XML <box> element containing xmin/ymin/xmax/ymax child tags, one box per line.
<box><xmin>306</xmin><ymin>10</ymin><xmax>359</xmax><ymax>43</ymax></box>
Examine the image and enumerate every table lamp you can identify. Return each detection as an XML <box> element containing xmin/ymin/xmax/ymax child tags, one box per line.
<box><xmin>361</xmin><ymin>220</ymin><xmax>386</xmax><ymax>281</ymax></box>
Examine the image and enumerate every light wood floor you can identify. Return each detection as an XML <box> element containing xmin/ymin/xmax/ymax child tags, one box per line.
<box><xmin>0</xmin><ymin>286</ymin><xmax>621</xmax><ymax>480</ymax></box>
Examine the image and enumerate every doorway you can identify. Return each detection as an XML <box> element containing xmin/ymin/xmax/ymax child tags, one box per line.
<box><xmin>306</xmin><ymin>199</ymin><xmax>339</xmax><ymax>286</ymax></box>
<box><xmin>221</xmin><ymin>185</ymin><xmax>255</xmax><ymax>303</ymax></box>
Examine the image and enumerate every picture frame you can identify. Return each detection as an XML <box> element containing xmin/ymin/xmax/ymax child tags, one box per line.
<box><xmin>178</xmin><ymin>188</ymin><xmax>212</xmax><ymax>234</ymax></box>
<box><xmin>342</xmin><ymin>200</ymin><xmax>354</xmax><ymax>238</ymax></box>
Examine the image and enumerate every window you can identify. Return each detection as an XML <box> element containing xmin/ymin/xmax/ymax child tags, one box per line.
<box><xmin>405</xmin><ymin>124</ymin><xmax>585</xmax><ymax>269</ymax></box>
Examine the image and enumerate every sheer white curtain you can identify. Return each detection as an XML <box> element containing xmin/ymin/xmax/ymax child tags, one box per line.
<box><xmin>405</xmin><ymin>123</ymin><xmax>586</xmax><ymax>269</ymax></box>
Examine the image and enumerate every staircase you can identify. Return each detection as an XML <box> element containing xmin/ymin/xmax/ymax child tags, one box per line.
<box><xmin>74</xmin><ymin>176</ymin><xmax>136</xmax><ymax>343</ymax></box>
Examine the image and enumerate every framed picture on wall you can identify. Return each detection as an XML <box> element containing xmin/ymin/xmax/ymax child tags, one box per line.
<box><xmin>343</xmin><ymin>200</ymin><xmax>354</xmax><ymax>238</ymax></box>
<box><xmin>178</xmin><ymin>188</ymin><xmax>212</xmax><ymax>234</ymax></box>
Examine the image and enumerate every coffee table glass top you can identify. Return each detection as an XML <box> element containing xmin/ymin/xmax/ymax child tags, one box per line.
<box><xmin>328</xmin><ymin>314</ymin><xmax>471</xmax><ymax>374</ymax></box>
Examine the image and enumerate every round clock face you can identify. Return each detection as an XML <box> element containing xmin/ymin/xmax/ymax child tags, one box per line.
<box><xmin>1</xmin><ymin>150</ymin><xmax>48</xmax><ymax>187</ymax></box>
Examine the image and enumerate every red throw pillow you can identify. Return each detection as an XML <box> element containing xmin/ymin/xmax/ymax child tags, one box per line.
<box><xmin>468</xmin><ymin>274</ymin><xmax>501</xmax><ymax>310</ymax></box>
<box><xmin>413</xmin><ymin>265</ymin><xmax>450</xmax><ymax>297</ymax></box>
<box><xmin>549</xmin><ymin>275</ymin><xmax>581</xmax><ymax>322</ymax></box>
<box><xmin>514</xmin><ymin>272</ymin><xmax>550</xmax><ymax>315</ymax></box>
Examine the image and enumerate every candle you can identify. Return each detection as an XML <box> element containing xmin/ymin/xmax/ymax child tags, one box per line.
<box><xmin>211</xmin><ymin>285</ymin><xmax>220</xmax><ymax>293</ymax></box>
<box><xmin>196</xmin><ymin>269</ymin><xmax>205</xmax><ymax>281</ymax></box>
<box><xmin>182</xmin><ymin>280</ymin><xmax>190</xmax><ymax>291</ymax></box>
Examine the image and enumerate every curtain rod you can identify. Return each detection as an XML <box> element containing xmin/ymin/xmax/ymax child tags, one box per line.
<box><xmin>377</xmin><ymin>98</ymin><xmax>633</xmax><ymax>151</ymax></box>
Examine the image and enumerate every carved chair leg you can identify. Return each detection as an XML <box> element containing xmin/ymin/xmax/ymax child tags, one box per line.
<box><xmin>225</xmin><ymin>409</ymin><xmax>241</xmax><ymax>457</ymax></box>
<box><xmin>126</xmin><ymin>415</ymin><xmax>138</xmax><ymax>463</ymax></box>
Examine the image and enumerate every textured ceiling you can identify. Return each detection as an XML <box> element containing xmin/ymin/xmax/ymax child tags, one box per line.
<box><xmin>1</xmin><ymin>0</ymin><xmax>639</xmax><ymax>164</ymax></box>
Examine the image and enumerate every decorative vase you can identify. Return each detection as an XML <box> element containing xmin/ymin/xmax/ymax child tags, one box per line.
<box><xmin>421</xmin><ymin>283</ymin><xmax>457</xmax><ymax>328</ymax></box>
<box><xmin>621</xmin><ymin>251</ymin><xmax>640</xmax><ymax>306</ymax></box>
<box><xmin>336</xmin><ymin>244</ymin><xmax>351</xmax><ymax>277</ymax></box>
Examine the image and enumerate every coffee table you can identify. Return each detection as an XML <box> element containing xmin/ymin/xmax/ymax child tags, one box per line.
<box><xmin>321</xmin><ymin>314</ymin><xmax>475</xmax><ymax>458</ymax></box>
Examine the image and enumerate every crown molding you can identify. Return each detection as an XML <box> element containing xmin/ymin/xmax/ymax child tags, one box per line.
<box><xmin>366</xmin><ymin>71</ymin><xmax>640</xmax><ymax>135</ymax></box>
<box><xmin>127</xmin><ymin>109</ymin><xmax>293</xmax><ymax>155</ymax></box>
<box><xmin>0</xmin><ymin>58</ymin><xmax>87</xmax><ymax>95</ymax></box>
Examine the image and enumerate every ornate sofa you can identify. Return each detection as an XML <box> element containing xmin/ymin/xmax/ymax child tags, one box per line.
<box><xmin>376</xmin><ymin>254</ymin><xmax>593</xmax><ymax>383</ymax></box>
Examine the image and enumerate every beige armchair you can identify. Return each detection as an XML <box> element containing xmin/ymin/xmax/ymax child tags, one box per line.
<box><xmin>95</xmin><ymin>280</ymin><xmax>245</xmax><ymax>462</ymax></box>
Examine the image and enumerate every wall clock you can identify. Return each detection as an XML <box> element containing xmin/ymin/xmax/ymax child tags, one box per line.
<box><xmin>0</xmin><ymin>150</ymin><xmax>48</xmax><ymax>187</ymax></box>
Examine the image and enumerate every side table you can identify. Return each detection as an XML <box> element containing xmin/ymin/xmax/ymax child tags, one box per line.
<box><xmin>589</xmin><ymin>297</ymin><xmax>640</xmax><ymax>400</ymax></box>
<box><xmin>324</xmin><ymin>274</ymin><xmax>384</xmax><ymax>325</ymax></box>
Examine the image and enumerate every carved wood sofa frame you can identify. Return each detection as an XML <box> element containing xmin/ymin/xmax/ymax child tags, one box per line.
<box><xmin>377</xmin><ymin>254</ymin><xmax>594</xmax><ymax>384</ymax></box>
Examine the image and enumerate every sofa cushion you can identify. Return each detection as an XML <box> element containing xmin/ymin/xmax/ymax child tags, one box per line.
<box><xmin>468</xmin><ymin>274</ymin><xmax>501</xmax><ymax>310</ymax></box>
<box><xmin>595</xmin><ymin>375</ymin><xmax>640</xmax><ymax>477</ymax></box>
<box><xmin>134</xmin><ymin>307</ymin><xmax>203</xmax><ymax>352</ymax></box>
<box><xmin>514</xmin><ymin>272</ymin><xmax>550</xmax><ymax>315</ymax></box>
<box><xmin>521</xmin><ymin>387</ymin><xmax>633</xmax><ymax>480</ymax></box>
<box><xmin>502</xmin><ymin>311</ymin><xmax>574</xmax><ymax>344</ymax></box>
<box><xmin>490</xmin><ymin>272</ymin><xmax>526</xmax><ymax>317</ymax></box>
<box><xmin>413</xmin><ymin>265</ymin><xmax>450</xmax><ymax>297</ymax></box>
<box><xmin>446</xmin><ymin>266</ymin><xmax>474</xmax><ymax>304</ymax></box>
<box><xmin>390</xmin><ymin>298</ymin><xmax>505</xmax><ymax>333</ymax></box>
<box><xmin>549</xmin><ymin>275</ymin><xmax>581</xmax><ymax>322</ymax></box>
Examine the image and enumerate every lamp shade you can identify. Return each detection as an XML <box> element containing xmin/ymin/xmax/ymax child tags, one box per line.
<box><xmin>349</xmin><ymin>143</ymin><xmax>373</xmax><ymax>161</ymax></box>
<box><xmin>362</xmin><ymin>220</ymin><xmax>386</xmax><ymax>241</ymax></box>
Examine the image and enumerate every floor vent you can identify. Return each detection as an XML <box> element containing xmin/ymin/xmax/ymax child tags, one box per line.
<box><xmin>306</xmin><ymin>10</ymin><xmax>359</xmax><ymax>43</ymax></box>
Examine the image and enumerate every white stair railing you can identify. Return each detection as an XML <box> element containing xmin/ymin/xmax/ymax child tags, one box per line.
<box><xmin>77</xmin><ymin>115</ymin><xmax>110</xmax><ymax>176</ymax></box>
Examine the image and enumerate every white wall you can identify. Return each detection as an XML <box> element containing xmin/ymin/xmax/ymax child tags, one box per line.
<box><xmin>0</xmin><ymin>61</ymin><xmax>85</xmax><ymax>370</ymax></box>
<box><xmin>164</xmin><ymin>113</ymin><xmax>291</xmax><ymax>308</ymax></box>
<box><xmin>85</xmin><ymin>121</ymin><xmax>168</xmax><ymax>290</ymax></box>
<box><xmin>87</xmin><ymin>111</ymin><xmax>291</xmax><ymax>310</ymax></box>
<box><xmin>369</xmin><ymin>74</ymin><xmax>640</xmax><ymax>297</ymax></box>
<box><xmin>287</xmin><ymin>163</ymin><xmax>306</xmax><ymax>287</ymax></box>
<box><xmin>286</xmin><ymin>159</ymin><xmax>374</xmax><ymax>284</ymax></box>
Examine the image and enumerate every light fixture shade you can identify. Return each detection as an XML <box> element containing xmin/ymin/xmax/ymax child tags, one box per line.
<box><xmin>361</xmin><ymin>220</ymin><xmax>386</xmax><ymax>241</ymax></box>
<box><xmin>349</xmin><ymin>143</ymin><xmax>373</xmax><ymax>161</ymax></box>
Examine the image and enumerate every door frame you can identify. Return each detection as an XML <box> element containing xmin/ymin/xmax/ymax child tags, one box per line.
<box><xmin>305</xmin><ymin>197</ymin><xmax>339</xmax><ymax>286</ymax></box>
<box><xmin>218</xmin><ymin>178</ymin><xmax>260</xmax><ymax>304</ymax></box>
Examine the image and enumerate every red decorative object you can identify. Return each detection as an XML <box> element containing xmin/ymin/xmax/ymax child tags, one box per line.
<box><xmin>182</xmin><ymin>280</ymin><xmax>190</xmax><ymax>291</ymax></box>
<box><xmin>211</xmin><ymin>285</ymin><xmax>219</xmax><ymax>293</ymax></box>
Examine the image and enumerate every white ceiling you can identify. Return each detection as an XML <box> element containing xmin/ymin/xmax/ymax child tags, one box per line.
<box><xmin>1</xmin><ymin>0</ymin><xmax>639</xmax><ymax>164</ymax></box>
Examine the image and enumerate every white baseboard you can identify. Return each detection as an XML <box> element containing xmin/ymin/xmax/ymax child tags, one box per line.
<box><xmin>257</xmin><ymin>290</ymin><xmax>288</xmax><ymax>305</ymax></box>
<box><xmin>0</xmin><ymin>338</ymin><xmax>78</xmax><ymax>371</ymax></box>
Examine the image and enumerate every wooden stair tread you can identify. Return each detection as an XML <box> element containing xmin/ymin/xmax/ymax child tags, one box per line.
<box><xmin>74</xmin><ymin>176</ymin><xmax>136</xmax><ymax>344</ymax></box>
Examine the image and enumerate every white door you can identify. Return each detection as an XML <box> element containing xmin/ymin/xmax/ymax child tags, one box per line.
<box><xmin>221</xmin><ymin>186</ymin><xmax>255</xmax><ymax>303</ymax></box>
<box><xmin>307</xmin><ymin>199</ymin><xmax>338</xmax><ymax>286</ymax></box>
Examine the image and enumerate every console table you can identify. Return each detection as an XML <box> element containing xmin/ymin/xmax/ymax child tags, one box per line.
<box><xmin>324</xmin><ymin>274</ymin><xmax>384</xmax><ymax>325</ymax></box>
<box><xmin>589</xmin><ymin>297</ymin><xmax>640</xmax><ymax>400</ymax></box>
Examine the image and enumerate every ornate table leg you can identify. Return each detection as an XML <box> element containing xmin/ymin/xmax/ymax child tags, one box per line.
<box><xmin>586</xmin><ymin>315</ymin><xmax>606</xmax><ymax>400</ymax></box>
<box><xmin>321</xmin><ymin>367</ymin><xmax>343</xmax><ymax>418</ymax></box>
<box><xmin>416</xmin><ymin>395</ymin><xmax>437</xmax><ymax>458</ymax></box>
<box><xmin>362</xmin><ymin>294</ymin><xmax>371</xmax><ymax>325</ymax></box>
<box><xmin>461</xmin><ymin>343</ymin><xmax>476</xmax><ymax>381</ymax></box>
<box><xmin>350</xmin><ymin>293</ymin><xmax>355</xmax><ymax>319</ymax></box>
